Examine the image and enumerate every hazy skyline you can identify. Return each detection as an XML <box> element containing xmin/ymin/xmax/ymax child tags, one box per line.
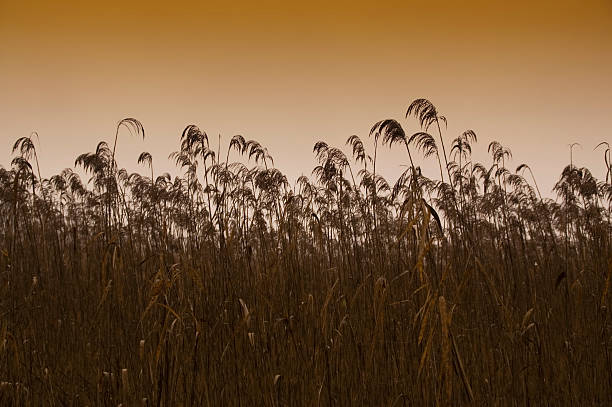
<box><xmin>1</xmin><ymin>0</ymin><xmax>611</xmax><ymax>196</ymax></box>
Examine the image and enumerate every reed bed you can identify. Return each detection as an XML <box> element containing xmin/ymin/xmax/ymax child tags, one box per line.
<box><xmin>0</xmin><ymin>100</ymin><xmax>610</xmax><ymax>405</ymax></box>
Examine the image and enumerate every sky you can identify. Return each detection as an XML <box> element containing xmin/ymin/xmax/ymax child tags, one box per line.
<box><xmin>1</xmin><ymin>0</ymin><xmax>611</xmax><ymax>197</ymax></box>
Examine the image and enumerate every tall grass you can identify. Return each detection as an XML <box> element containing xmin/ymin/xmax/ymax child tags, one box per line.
<box><xmin>0</xmin><ymin>99</ymin><xmax>610</xmax><ymax>405</ymax></box>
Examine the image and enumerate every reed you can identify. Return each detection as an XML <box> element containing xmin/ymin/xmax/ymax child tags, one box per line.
<box><xmin>0</xmin><ymin>101</ymin><xmax>610</xmax><ymax>405</ymax></box>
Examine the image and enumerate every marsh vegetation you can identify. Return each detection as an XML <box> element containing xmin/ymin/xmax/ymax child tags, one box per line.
<box><xmin>1</xmin><ymin>100</ymin><xmax>611</xmax><ymax>405</ymax></box>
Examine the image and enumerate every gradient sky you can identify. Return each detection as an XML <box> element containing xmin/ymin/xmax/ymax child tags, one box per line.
<box><xmin>1</xmin><ymin>0</ymin><xmax>611</xmax><ymax>196</ymax></box>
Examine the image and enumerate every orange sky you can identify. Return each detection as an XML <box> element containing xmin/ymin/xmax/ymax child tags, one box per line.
<box><xmin>1</xmin><ymin>0</ymin><xmax>611</xmax><ymax>196</ymax></box>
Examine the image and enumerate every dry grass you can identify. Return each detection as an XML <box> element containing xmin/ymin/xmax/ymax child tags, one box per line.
<box><xmin>0</xmin><ymin>101</ymin><xmax>611</xmax><ymax>405</ymax></box>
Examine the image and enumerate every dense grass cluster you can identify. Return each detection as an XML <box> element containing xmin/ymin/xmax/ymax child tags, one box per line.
<box><xmin>1</xmin><ymin>99</ymin><xmax>611</xmax><ymax>405</ymax></box>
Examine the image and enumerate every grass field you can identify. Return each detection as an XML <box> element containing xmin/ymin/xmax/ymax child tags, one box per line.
<box><xmin>1</xmin><ymin>99</ymin><xmax>611</xmax><ymax>405</ymax></box>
